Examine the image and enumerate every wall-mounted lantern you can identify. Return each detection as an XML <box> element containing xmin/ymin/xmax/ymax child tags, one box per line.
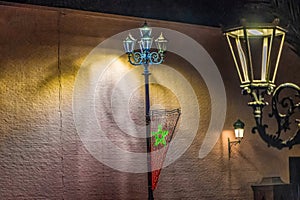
<box><xmin>228</xmin><ymin>119</ymin><xmax>245</xmax><ymax>159</ymax></box>
<box><xmin>224</xmin><ymin>19</ymin><xmax>300</xmax><ymax>149</ymax></box>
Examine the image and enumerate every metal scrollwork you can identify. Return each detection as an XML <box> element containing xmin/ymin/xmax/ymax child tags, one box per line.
<box><xmin>149</xmin><ymin>52</ymin><xmax>164</xmax><ymax>64</ymax></box>
<box><xmin>128</xmin><ymin>52</ymin><xmax>143</xmax><ymax>66</ymax></box>
<box><xmin>127</xmin><ymin>51</ymin><xmax>164</xmax><ymax>66</ymax></box>
<box><xmin>250</xmin><ymin>83</ymin><xmax>300</xmax><ymax>149</ymax></box>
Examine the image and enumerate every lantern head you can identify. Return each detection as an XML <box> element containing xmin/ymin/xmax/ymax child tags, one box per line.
<box><xmin>224</xmin><ymin>19</ymin><xmax>286</xmax><ymax>93</ymax></box>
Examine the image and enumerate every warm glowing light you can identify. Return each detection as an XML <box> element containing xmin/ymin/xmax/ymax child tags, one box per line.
<box><xmin>224</xmin><ymin>22</ymin><xmax>286</xmax><ymax>86</ymax></box>
<box><xmin>247</xmin><ymin>29</ymin><xmax>263</xmax><ymax>36</ymax></box>
<box><xmin>233</xmin><ymin>119</ymin><xmax>245</xmax><ymax>139</ymax></box>
<box><xmin>123</xmin><ymin>33</ymin><xmax>136</xmax><ymax>53</ymax></box>
<box><xmin>227</xmin><ymin>28</ymin><xmax>285</xmax><ymax>38</ymax></box>
<box><xmin>222</xmin><ymin>130</ymin><xmax>234</xmax><ymax>139</ymax></box>
<box><xmin>155</xmin><ymin>33</ymin><xmax>168</xmax><ymax>52</ymax></box>
<box><xmin>234</xmin><ymin>128</ymin><xmax>244</xmax><ymax>138</ymax></box>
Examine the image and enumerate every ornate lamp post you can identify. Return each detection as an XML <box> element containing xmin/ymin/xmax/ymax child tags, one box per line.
<box><xmin>224</xmin><ymin>19</ymin><xmax>300</xmax><ymax>149</ymax></box>
<box><xmin>123</xmin><ymin>22</ymin><xmax>167</xmax><ymax>200</ymax></box>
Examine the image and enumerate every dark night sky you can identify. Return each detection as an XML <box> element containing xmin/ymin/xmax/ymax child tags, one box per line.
<box><xmin>0</xmin><ymin>0</ymin><xmax>257</xmax><ymax>27</ymax></box>
<box><xmin>3</xmin><ymin>0</ymin><xmax>300</xmax><ymax>56</ymax></box>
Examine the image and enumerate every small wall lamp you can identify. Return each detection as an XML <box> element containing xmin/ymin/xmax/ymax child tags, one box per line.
<box><xmin>228</xmin><ymin>119</ymin><xmax>245</xmax><ymax>159</ymax></box>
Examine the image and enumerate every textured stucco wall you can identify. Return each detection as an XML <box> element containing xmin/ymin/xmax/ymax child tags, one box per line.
<box><xmin>1</xmin><ymin>2</ymin><xmax>300</xmax><ymax>200</ymax></box>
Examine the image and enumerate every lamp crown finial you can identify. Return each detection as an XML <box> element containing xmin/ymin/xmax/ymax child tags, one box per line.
<box><xmin>234</xmin><ymin>119</ymin><xmax>245</xmax><ymax>129</ymax></box>
<box><xmin>273</xmin><ymin>18</ymin><xmax>280</xmax><ymax>25</ymax></box>
<box><xmin>143</xmin><ymin>21</ymin><xmax>148</xmax><ymax>27</ymax></box>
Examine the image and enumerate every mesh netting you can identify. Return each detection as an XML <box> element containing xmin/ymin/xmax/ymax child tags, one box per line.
<box><xmin>150</xmin><ymin>108</ymin><xmax>181</xmax><ymax>190</ymax></box>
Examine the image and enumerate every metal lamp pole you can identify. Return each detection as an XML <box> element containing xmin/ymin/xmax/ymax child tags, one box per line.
<box><xmin>123</xmin><ymin>22</ymin><xmax>168</xmax><ymax>200</ymax></box>
<box><xmin>144</xmin><ymin>62</ymin><xmax>153</xmax><ymax>199</ymax></box>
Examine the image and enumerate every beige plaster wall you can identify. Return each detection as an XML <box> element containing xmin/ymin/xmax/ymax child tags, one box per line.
<box><xmin>0</xmin><ymin>2</ymin><xmax>300</xmax><ymax>199</ymax></box>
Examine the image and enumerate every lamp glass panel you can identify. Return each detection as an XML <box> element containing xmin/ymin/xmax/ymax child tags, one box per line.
<box><xmin>226</xmin><ymin>26</ymin><xmax>285</xmax><ymax>85</ymax></box>
<box><xmin>270</xmin><ymin>33</ymin><xmax>285</xmax><ymax>83</ymax></box>
<box><xmin>234</xmin><ymin>128</ymin><xmax>244</xmax><ymax>138</ymax></box>
<box><xmin>123</xmin><ymin>40</ymin><xmax>135</xmax><ymax>53</ymax></box>
<box><xmin>139</xmin><ymin>26</ymin><xmax>152</xmax><ymax>38</ymax></box>
<box><xmin>141</xmin><ymin>37</ymin><xmax>153</xmax><ymax>50</ymax></box>
<box><xmin>250</xmin><ymin>36</ymin><xmax>267</xmax><ymax>82</ymax></box>
<box><xmin>235</xmin><ymin>38</ymin><xmax>250</xmax><ymax>82</ymax></box>
<box><xmin>226</xmin><ymin>34</ymin><xmax>251</xmax><ymax>84</ymax></box>
<box><xmin>123</xmin><ymin>34</ymin><xmax>136</xmax><ymax>53</ymax></box>
<box><xmin>155</xmin><ymin>33</ymin><xmax>168</xmax><ymax>52</ymax></box>
<box><xmin>155</xmin><ymin>41</ymin><xmax>167</xmax><ymax>52</ymax></box>
<box><xmin>248</xmin><ymin>29</ymin><xmax>264</xmax><ymax>36</ymax></box>
<box><xmin>228</xmin><ymin>27</ymin><xmax>285</xmax><ymax>38</ymax></box>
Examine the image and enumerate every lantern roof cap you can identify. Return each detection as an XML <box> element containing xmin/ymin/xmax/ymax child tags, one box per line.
<box><xmin>223</xmin><ymin>18</ymin><xmax>287</xmax><ymax>35</ymax></box>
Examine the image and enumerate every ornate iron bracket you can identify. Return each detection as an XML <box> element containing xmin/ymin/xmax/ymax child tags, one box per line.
<box><xmin>244</xmin><ymin>83</ymin><xmax>300</xmax><ymax>149</ymax></box>
<box><xmin>127</xmin><ymin>50</ymin><xmax>164</xmax><ymax>66</ymax></box>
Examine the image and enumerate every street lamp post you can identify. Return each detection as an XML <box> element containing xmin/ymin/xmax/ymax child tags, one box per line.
<box><xmin>123</xmin><ymin>22</ymin><xmax>167</xmax><ymax>200</ymax></box>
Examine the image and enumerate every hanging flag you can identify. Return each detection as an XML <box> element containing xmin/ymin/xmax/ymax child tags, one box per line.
<box><xmin>150</xmin><ymin>108</ymin><xmax>181</xmax><ymax>190</ymax></box>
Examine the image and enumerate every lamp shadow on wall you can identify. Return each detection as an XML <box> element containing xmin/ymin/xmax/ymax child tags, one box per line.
<box><xmin>36</xmin><ymin>57</ymin><xmax>82</xmax><ymax>93</ymax></box>
<box><xmin>221</xmin><ymin>129</ymin><xmax>261</xmax><ymax>169</ymax></box>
